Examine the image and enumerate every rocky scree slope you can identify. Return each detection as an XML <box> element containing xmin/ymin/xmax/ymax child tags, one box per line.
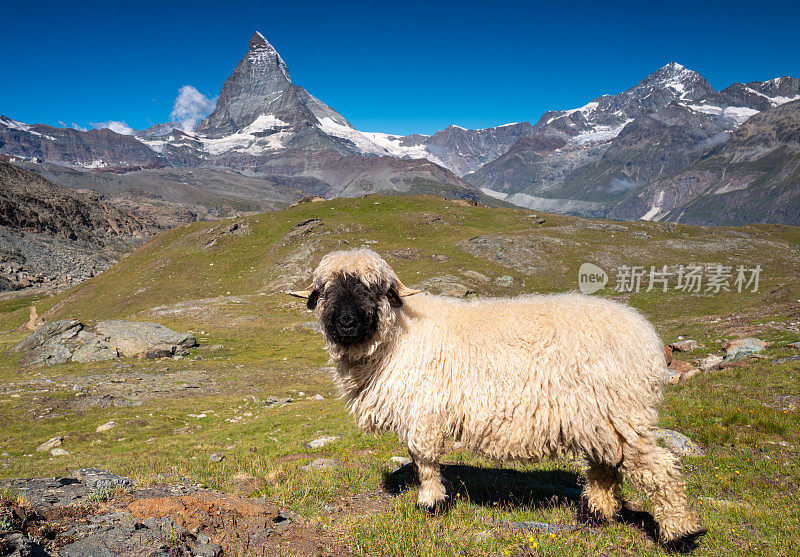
<box><xmin>0</xmin><ymin>162</ymin><xmax>159</xmax><ymax>291</ymax></box>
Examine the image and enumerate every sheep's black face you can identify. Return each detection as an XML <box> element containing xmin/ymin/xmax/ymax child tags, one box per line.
<box><xmin>320</xmin><ymin>273</ymin><xmax>382</xmax><ymax>346</ymax></box>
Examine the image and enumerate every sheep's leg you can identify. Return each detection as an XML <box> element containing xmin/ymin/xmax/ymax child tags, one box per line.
<box><xmin>580</xmin><ymin>460</ymin><xmax>622</xmax><ymax>525</ymax></box>
<box><xmin>408</xmin><ymin>434</ymin><xmax>447</xmax><ymax>510</ymax></box>
<box><xmin>621</xmin><ymin>441</ymin><xmax>705</xmax><ymax>547</ymax></box>
<box><xmin>413</xmin><ymin>457</ymin><xmax>448</xmax><ymax>509</ymax></box>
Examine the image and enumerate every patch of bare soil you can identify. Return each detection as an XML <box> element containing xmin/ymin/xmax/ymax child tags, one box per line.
<box><xmin>0</xmin><ymin>473</ymin><xmax>351</xmax><ymax>556</ymax></box>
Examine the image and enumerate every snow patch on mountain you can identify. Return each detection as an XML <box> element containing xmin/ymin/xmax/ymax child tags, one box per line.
<box><xmin>0</xmin><ymin>116</ymin><xmax>56</xmax><ymax>140</ymax></box>
<box><xmin>479</xmin><ymin>187</ymin><xmax>606</xmax><ymax>214</ymax></box>
<box><xmin>744</xmin><ymin>87</ymin><xmax>800</xmax><ymax>107</ymax></box>
<box><xmin>641</xmin><ymin>190</ymin><xmax>665</xmax><ymax>221</ymax></box>
<box><xmin>686</xmin><ymin>104</ymin><xmax>760</xmax><ymax>125</ymax></box>
<box><xmin>317</xmin><ymin>118</ymin><xmax>388</xmax><ymax>156</ymax></box>
<box><xmin>200</xmin><ymin>114</ymin><xmax>291</xmax><ymax>155</ymax></box>
<box><xmin>0</xmin><ymin>116</ymin><xmax>31</xmax><ymax>132</ymax></box>
<box><xmin>571</xmin><ymin>120</ymin><xmax>631</xmax><ymax>145</ymax></box>
<box><xmin>361</xmin><ymin>131</ymin><xmax>449</xmax><ymax>167</ymax></box>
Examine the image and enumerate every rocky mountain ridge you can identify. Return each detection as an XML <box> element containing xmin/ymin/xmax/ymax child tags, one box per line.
<box><xmin>463</xmin><ymin>66</ymin><xmax>800</xmax><ymax>223</ymax></box>
<box><xmin>0</xmin><ymin>162</ymin><xmax>160</xmax><ymax>291</ymax></box>
<box><xmin>1</xmin><ymin>33</ymin><xmax>798</xmax><ymax>225</ymax></box>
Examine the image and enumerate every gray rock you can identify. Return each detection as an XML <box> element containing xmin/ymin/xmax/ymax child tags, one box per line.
<box><xmin>306</xmin><ymin>435</ymin><xmax>341</xmax><ymax>449</ymax></box>
<box><xmin>50</xmin><ymin>448</ymin><xmax>69</xmax><ymax>456</ymax></box>
<box><xmin>419</xmin><ymin>275</ymin><xmax>474</xmax><ymax>298</ymax></box>
<box><xmin>71</xmin><ymin>468</ymin><xmax>133</xmax><ymax>491</ymax></box>
<box><xmin>494</xmin><ymin>275</ymin><xmax>514</xmax><ymax>287</ymax></box>
<box><xmin>95</xmin><ymin>320</ymin><xmax>197</xmax><ymax>358</ymax></box>
<box><xmin>59</xmin><ymin>510</ymin><xmax>222</xmax><ymax>557</ymax></box>
<box><xmin>298</xmin><ymin>321</ymin><xmax>322</xmax><ymax>334</ymax></box>
<box><xmin>460</xmin><ymin>270</ymin><xmax>490</xmax><ymax>283</ymax></box>
<box><xmin>698</xmin><ymin>354</ymin><xmax>723</xmax><ymax>370</ymax></box>
<box><xmin>390</xmin><ymin>456</ymin><xmax>412</xmax><ymax>466</ymax></box>
<box><xmin>301</xmin><ymin>458</ymin><xmax>341</xmax><ymax>471</ymax></box>
<box><xmin>36</xmin><ymin>436</ymin><xmax>63</xmax><ymax>452</ymax></box>
<box><xmin>15</xmin><ymin>318</ymin><xmax>195</xmax><ymax>366</ymax></box>
<box><xmin>670</xmin><ymin>339</ymin><xmax>699</xmax><ymax>352</ymax></box>
<box><xmin>20</xmin><ymin>341</ymin><xmax>73</xmax><ymax>366</ymax></box>
<box><xmin>95</xmin><ymin>420</ymin><xmax>116</xmax><ymax>432</ymax></box>
<box><xmin>775</xmin><ymin>354</ymin><xmax>800</xmax><ymax>364</ymax></box>
<box><xmin>656</xmin><ymin>428</ymin><xmax>705</xmax><ymax>457</ymax></box>
<box><xmin>71</xmin><ymin>332</ymin><xmax>118</xmax><ymax>363</ymax></box>
<box><xmin>209</xmin><ymin>452</ymin><xmax>225</xmax><ymax>463</ymax></box>
<box><xmin>13</xmin><ymin>318</ymin><xmax>81</xmax><ymax>352</ymax></box>
<box><xmin>262</xmin><ymin>396</ymin><xmax>292</xmax><ymax>408</ymax></box>
<box><xmin>722</xmin><ymin>337</ymin><xmax>768</xmax><ymax>362</ymax></box>
<box><xmin>0</xmin><ymin>532</ymin><xmax>48</xmax><ymax>556</ymax></box>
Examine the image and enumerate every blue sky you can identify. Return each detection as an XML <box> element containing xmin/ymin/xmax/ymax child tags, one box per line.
<box><xmin>2</xmin><ymin>0</ymin><xmax>799</xmax><ymax>135</ymax></box>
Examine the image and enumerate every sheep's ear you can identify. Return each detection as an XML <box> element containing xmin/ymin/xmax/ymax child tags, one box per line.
<box><xmin>387</xmin><ymin>287</ymin><xmax>403</xmax><ymax>308</ymax></box>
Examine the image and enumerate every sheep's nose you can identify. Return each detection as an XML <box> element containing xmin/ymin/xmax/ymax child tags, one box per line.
<box><xmin>337</xmin><ymin>313</ymin><xmax>358</xmax><ymax>328</ymax></box>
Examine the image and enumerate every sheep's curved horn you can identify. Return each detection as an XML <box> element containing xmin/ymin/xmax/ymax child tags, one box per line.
<box><xmin>396</xmin><ymin>281</ymin><xmax>422</xmax><ymax>297</ymax></box>
<box><xmin>286</xmin><ymin>287</ymin><xmax>314</xmax><ymax>298</ymax></box>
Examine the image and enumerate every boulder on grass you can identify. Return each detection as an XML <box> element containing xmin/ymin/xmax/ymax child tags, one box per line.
<box><xmin>95</xmin><ymin>320</ymin><xmax>196</xmax><ymax>358</ymax></box>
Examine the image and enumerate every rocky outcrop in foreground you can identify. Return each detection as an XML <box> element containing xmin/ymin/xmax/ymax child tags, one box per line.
<box><xmin>0</xmin><ymin>469</ymin><xmax>343</xmax><ymax>556</ymax></box>
<box><xmin>14</xmin><ymin>319</ymin><xmax>197</xmax><ymax>366</ymax></box>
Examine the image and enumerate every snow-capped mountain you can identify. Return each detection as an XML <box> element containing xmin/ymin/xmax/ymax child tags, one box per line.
<box><xmin>2</xmin><ymin>33</ymin><xmax>800</xmax><ymax>225</ymax></box>
<box><xmin>1</xmin><ymin>33</ymin><xmax>469</xmax><ymax>199</ymax></box>
<box><xmin>465</xmin><ymin>63</ymin><xmax>800</xmax><ymax>223</ymax></box>
<box><xmin>610</xmin><ymin>98</ymin><xmax>800</xmax><ymax>225</ymax></box>
<box><xmin>363</xmin><ymin>122</ymin><xmax>537</xmax><ymax>176</ymax></box>
<box><xmin>136</xmin><ymin>32</ymin><xmax>392</xmax><ymax>163</ymax></box>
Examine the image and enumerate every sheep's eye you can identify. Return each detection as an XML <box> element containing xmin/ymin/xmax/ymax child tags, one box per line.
<box><xmin>307</xmin><ymin>289</ymin><xmax>320</xmax><ymax>310</ymax></box>
<box><xmin>387</xmin><ymin>287</ymin><xmax>402</xmax><ymax>308</ymax></box>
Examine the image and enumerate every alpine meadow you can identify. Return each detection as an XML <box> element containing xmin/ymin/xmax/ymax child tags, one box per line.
<box><xmin>1</xmin><ymin>4</ymin><xmax>799</xmax><ymax>556</ymax></box>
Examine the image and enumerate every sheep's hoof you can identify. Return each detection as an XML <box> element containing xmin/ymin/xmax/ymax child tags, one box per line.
<box><xmin>417</xmin><ymin>486</ymin><xmax>451</xmax><ymax>513</ymax></box>
<box><xmin>417</xmin><ymin>497</ymin><xmax>450</xmax><ymax>514</ymax></box>
<box><xmin>662</xmin><ymin>528</ymin><xmax>708</xmax><ymax>553</ymax></box>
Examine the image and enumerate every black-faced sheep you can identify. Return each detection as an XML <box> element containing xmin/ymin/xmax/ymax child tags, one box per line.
<box><xmin>289</xmin><ymin>249</ymin><xmax>706</xmax><ymax>549</ymax></box>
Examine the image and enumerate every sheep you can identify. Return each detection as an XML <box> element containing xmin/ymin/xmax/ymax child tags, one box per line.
<box><xmin>289</xmin><ymin>248</ymin><xmax>706</xmax><ymax>549</ymax></box>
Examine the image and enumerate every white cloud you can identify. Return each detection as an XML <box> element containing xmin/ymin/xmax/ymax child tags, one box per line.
<box><xmin>696</xmin><ymin>132</ymin><xmax>730</xmax><ymax>151</ymax></box>
<box><xmin>91</xmin><ymin>121</ymin><xmax>136</xmax><ymax>135</ymax></box>
<box><xmin>169</xmin><ymin>85</ymin><xmax>217</xmax><ymax>132</ymax></box>
<box><xmin>60</xmin><ymin>121</ymin><xmax>88</xmax><ymax>132</ymax></box>
<box><xmin>606</xmin><ymin>177</ymin><xmax>639</xmax><ymax>193</ymax></box>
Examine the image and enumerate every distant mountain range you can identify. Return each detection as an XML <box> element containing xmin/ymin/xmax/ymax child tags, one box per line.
<box><xmin>1</xmin><ymin>32</ymin><xmax>798</xmax><ymax>225</ymax></box>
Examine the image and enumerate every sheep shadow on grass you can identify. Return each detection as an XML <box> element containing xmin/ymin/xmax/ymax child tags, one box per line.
<box><xmin>383</xmin><ymin>461</ymin><xmax>582</xmax><ymax>510</ymax></box>
<box><xmin>382</xmin><ymin>462</ymin><xmax>662</xmax><ymax>544</ymax></box>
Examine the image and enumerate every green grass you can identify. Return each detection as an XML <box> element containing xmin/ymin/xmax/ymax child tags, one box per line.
<box><xmin>1</xmin><ymin>194</ymin><xmax>799</xmax><ymax>555</ymax></box>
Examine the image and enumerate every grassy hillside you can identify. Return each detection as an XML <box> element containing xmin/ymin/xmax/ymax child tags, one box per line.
<box><xmin>1</xmin><ymin>195</ymin><xmax>799</xmax><ymax>556</ymax></box>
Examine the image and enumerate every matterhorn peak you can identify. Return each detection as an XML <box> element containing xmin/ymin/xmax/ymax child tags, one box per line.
<box><xmin>196</xmin><ymin>31</ymin><xmax>297</xmax><ymax>135</ymax></box>
<box><xmin>246</xmin><ymin>31</ymin><xmax>290</xmax><ymax>81</ymax></box>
